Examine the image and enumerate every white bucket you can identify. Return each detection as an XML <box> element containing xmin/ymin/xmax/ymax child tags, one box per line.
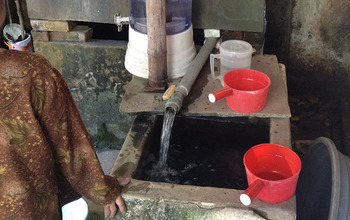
<box><xmin>61</xmin><ymin>197</ymin><xmax>89</xmax><ymax>220</ymax></box>
<box><xmin>3</xmin><ymin>24</ymin><xmax>33</xmax><ymax>52</ymax></box>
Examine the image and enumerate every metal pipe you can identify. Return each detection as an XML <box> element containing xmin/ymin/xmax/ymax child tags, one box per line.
<box><xmin>114</xmin><ymin>13</ymin><xmax>129</xmax><ymax>32</ymax></box>
<box><xmin>165</xmin><ymin>37</ymin><xmax>219</xmax><ymax>113</ymax></box>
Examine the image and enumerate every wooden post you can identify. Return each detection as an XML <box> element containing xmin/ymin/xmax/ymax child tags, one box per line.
<box><xmin>146</xmin><ymin>0</ymin><xmax>167</xmax><ymax>90</ymax></box>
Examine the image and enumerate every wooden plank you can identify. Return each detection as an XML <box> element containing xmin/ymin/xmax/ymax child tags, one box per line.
<box><xmin>26</xmin><ymin>0</ymin><xmax>265</xmax><ymax>32</ymax></box>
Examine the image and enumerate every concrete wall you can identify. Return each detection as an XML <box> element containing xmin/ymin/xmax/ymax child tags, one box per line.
<box><xmin>289</xmin><ymin>0</ymin><xmax>350</xmax><ymax>80</ymax></box>
<box><xmin>264</xmin><ymin>0</ymin><xmax>350</xmax><ymax>97</ymax></box>
<box><xmin>264</xmin><ymin>0</ymin><xmax>293</xmax><ymax>64</ymax></box>
<box><xmin>26</xmin><ymin>0</ymin><xmax>266</xmax><ymax>32</ymax></box>
<box><xmin>34</xmin><ymin>40</ymin><xmax>134</xmax><ymax>149</ymax></box>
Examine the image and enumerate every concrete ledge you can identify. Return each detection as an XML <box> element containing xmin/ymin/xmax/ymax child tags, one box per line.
<box><xmin>50</xmin><ymin>25</ymin><xmax>93</xmax><ymax>42</ymax></box>
<box><xmin>31</xmin><ymin>30</ymin><xmax>50</xmax><ymax>41</ymax></box>
<box><xmin>32</xmin><ymin>25</ymin><xmax>93</xmax><ymax>42</ymax></box>
<box><xmin>114</xmin><ymin>179</ymin><xmax>296</xmax><ymax>220</ymax></box>
<box><xmin>270</xmin><ymin>118</ymin><xmax>291</xmax><ymax>148</ymax></box>
<box><xmin>31</xmin><ymin>19</ymin><xmax>77</xmax><ymax>32</ymax></box>
<box><xmin>120</xmin><ymin>55</ymin><xmax>291</xmax><ymax>119</ymax></box>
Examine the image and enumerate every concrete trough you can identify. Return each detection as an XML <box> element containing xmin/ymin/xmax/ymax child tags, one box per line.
<box><xmin>109</xmin><ymin>114</ymin><xmax>295</xmax><ymax>220</ymax></box>
<box><xmin>108</xmin><ymin>55</ymin><xmax>295</xmax><ymax>219</ymax></box>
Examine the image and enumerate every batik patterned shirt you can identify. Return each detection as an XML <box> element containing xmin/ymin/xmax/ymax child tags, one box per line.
<box><xmin>0</xmin><ymin>50</ymin><xmax>120</xmax><ymax>219</ymax></box>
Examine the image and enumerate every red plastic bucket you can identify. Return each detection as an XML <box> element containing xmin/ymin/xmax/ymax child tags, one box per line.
<box><xmin>208</xmin><ymin>69</ymin><xmax>270</xmax><ymax>113</ymax></box>
<box><xmin>240</xmin><ymin>143</ymin><xmax>302</xmax><ymax>206</ymax></box>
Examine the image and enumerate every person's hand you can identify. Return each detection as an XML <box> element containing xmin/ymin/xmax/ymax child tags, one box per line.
<box><xmin>104</xmin><ymin>178</ymin><xmax>131</xmax><ymax>218</ymax></box>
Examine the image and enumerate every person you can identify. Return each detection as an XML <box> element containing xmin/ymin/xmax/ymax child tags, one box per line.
<box><xmin>0</xmin><ymin>1</ymin><xmax>130</xmax><ymax>219</ymax></box>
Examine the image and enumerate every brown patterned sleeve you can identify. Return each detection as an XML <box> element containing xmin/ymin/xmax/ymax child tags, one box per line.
<box><xmin>37</xmin><ymin>68</ymin><xmax>120</xmax><ymax>206</ymax></box>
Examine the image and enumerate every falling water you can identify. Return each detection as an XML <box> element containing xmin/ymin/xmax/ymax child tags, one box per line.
<box><xmin>159</xmin><ymin>107</ymin><xmax>176</xmax><ymax>163</ymax></box>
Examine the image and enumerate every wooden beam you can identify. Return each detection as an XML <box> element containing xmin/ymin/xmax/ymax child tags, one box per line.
<box><xmin>146</xmin><ymin>0</ymin><xmax>167</xmax><ymax>89</ymax></box>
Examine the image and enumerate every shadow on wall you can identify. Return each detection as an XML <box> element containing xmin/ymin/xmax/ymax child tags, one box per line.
<box><xmin>288</xmin><ymin>0</ymin><xmax>350</xmax><ymax>89</ymax></box>
<box><xmin>264</xmin><ymin>0</ymin><xmax>350</xmax><ymax>158</ymax></box>
<box><xmin>264</xmin><ymin>0</ymin><xmax>350</xmax><ymax>95</ymax></box>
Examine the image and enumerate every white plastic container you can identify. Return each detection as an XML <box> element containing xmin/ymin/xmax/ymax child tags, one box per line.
<box><xmin>129</xmin><ymin>0</ymin><xmax>192</xmax><ymax>35</ymax></box>
<box><xmin>61</xmin><ymin>197</ymin><xmax>88</xmax><ymax>220</ymax></box>
<box><xmin>124</xmin><ymin>24</ymin><xmax>196</xmax><ymax>79</ymax></box>
<box><xmin>3</xmin><ymin>24</ymin><xmax>33</xmax><ymax>52</ymax></box>
<box><xmin>210</xmin><ymin>40</ymin><xmax>254</xmax><ymax>86</ymax></box>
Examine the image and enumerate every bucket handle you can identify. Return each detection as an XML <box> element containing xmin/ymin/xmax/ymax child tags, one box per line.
<box><xmin>4</xmin><ymin>40</ymin><xmax>14</xmax><ymax>49</ymax></box>
<box><xmin>210</xmin><ymin>53</ymin><xmax>221</xmax><ymax>80</ymax></box>
<box><xmin>240</xmin><ymin>179</ymin><xmax>265</xmax><ymax>206</ymax></box>
<box><xmin>208</xmin><ymin>88</ymin><xmax>234</xmax><ymax>103</ymax></box>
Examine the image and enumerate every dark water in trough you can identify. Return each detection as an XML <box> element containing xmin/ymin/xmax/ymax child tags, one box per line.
<box><xmin>136</xmin><ymin>116</ymin><xmax>270</xmax><ymax>190</ymax></box>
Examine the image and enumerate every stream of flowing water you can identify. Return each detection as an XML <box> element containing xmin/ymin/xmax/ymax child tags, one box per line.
<box><xmin>159</xmin><ymin>107</ymin><xmax>176</xmax><ymax>164</ymax></box>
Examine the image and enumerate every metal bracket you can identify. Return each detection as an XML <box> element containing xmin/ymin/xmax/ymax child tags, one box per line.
<box><xmin>114</xmin><ymin>13</ymin><xmax>129</xmax><ymax>32</ymax></box>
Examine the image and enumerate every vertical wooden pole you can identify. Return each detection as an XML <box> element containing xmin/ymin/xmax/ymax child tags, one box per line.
<box><xmin>14</xmin><ymin>0</ymin><xmax>25</xmax><ymax>40</ymax></box>
<box><xmin>146</xmin><ymin>0</ymin><xmax>167</xmax><ymax>89</ymax></box>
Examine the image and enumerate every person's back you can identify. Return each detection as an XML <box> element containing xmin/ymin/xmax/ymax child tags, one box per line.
<box><xmin>0</xmin><ymin>51</ymin><xmax>62</xmax><ymax>219</ymax></box>
<box><xmin>0</xmin><ymin>50</ymin><xmax>128</xmax><ymax>219</ymax></box>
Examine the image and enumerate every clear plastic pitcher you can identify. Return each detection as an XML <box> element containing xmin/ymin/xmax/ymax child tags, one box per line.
<box><xmin>129</xmin><ymin>0</ymin><xmax>192</xmax><ymax>35</ymax></box>
<box><xmin>210</xmin><ymin>40</ymin><xmax>255</xmax><ymax>86</ymax></box>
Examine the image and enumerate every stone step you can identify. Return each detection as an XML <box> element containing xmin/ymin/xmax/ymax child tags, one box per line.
<box><xmin>30</xmin><ymin>19</ymin><xmax>76</xmax><ymax>32</ymax></box>
<box><xmin>50</xmin><ymin>25</ymin><xmax>93</xmax><ymax>42</ymax></box>
<box><xmin>31</xmin><ymin>25</ymin><xmax>93</xmax><ymax>42</ymax></box>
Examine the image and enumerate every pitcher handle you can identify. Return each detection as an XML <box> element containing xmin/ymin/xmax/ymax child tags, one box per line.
<box><xmin>210</xmin><ymin>53</ymin><xmax>221</xmax><ymax>79</ymax></box>
<box><xmin>208</xmin><ymin>88</ymin><xmax>233</xmax><ymax>103</ymax></box>
<box><xmin>240</xmin><ymin>179</ymin><xmax>265</xmax><ymax>206</ymax></box>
